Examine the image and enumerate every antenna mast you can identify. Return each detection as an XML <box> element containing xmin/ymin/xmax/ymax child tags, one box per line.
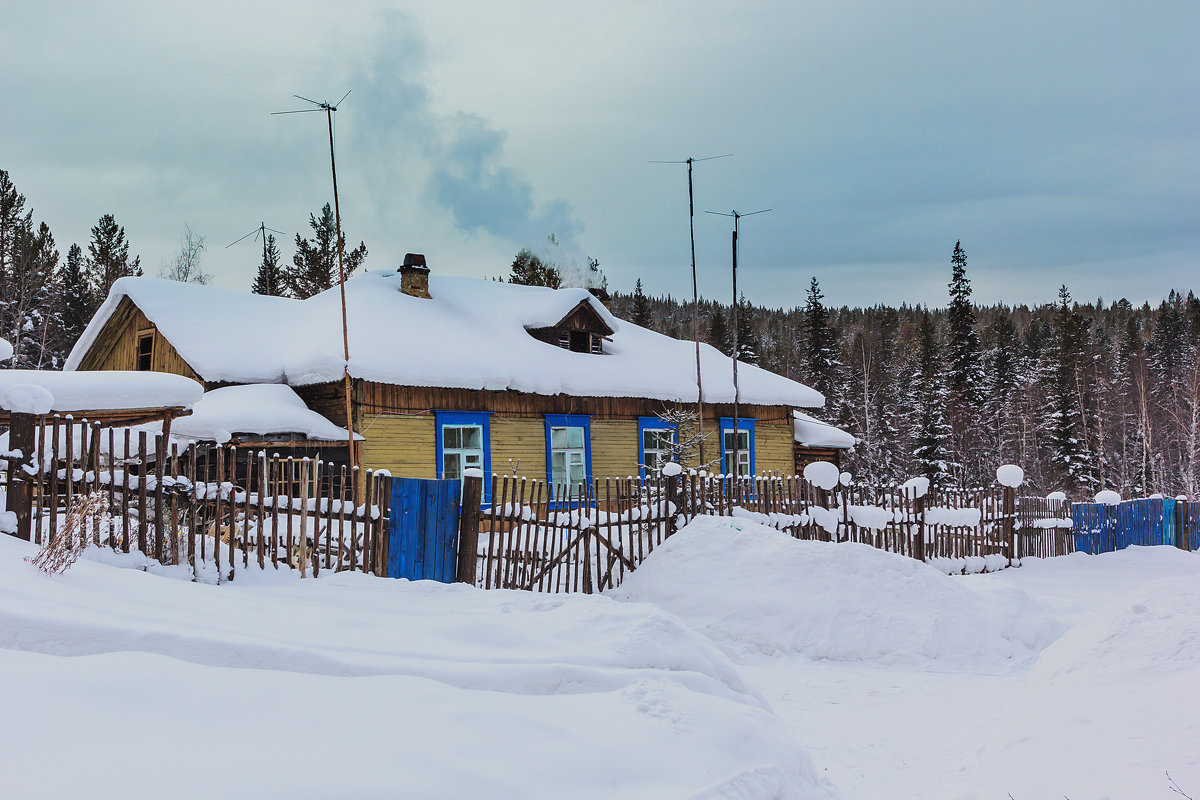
<box><xmin>650</xmin><ymin>153</ymin><xmax>731</xmax><ymax>466</ymax></box>
<box><xmin>272</xmin><ymin>91</ymin><xmax>358</xmax><ymax>474</ymax></box>
<box><xmin>227</xmin><ymin>221</ymin><xmax>287</xmax><ymax>296</ymax></box>
<box><xmin>705</xmin><ymin>207</ymin><xmax>771</xmax><ymax>479</ymax></box>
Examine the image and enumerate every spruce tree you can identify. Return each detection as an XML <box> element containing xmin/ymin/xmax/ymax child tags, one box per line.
<box><xmin>7</xmin><ymin>220</ymin><xmax>60</xmax><ymax>368</ymax></box>
<box><xmin>803</xmin><ymin>277</ymin><xmax>837</xmax><ymax>400</ymax></box>
<box><xmin>285</xmin><ymin>204</ymin><xmax>367</xmax><ymax>299</ymax></box>
<box><xmin>983</xmin><ymin>315</ymin><xmax>1021</xmax><ymax>465</ymax></box>
<box><xmin>86</xmin><ymin>213</ymin><xmax>142</xmax><ymax>304</ymax></box>
<box><xmin>946</xmin><ymin>241</ymin><xmax>981</xmax><ymax>399</ymax></box>
<box><xmin>734</xmin><ymin>293</ymin><xmax>760</xmax><ymax>365</ymax></box>
<box><xmin>631</xmin><ymin>278</ymin><xmax>652</xmax><ymax>328</ymax></box>
<box><xmin>251</xmin><ymin>234</ymin><xmax>286</xmax><ymax>296</ymax></box>
<box><xmin>707</xmin><ymin>306</ymin><xmax>730</xmax><ymax>356</ymax></box>
<box><xmin>910</xmin><ymin>311</ymin><xmax>953</xmax><ymax>486</ymax></box>
<box><xmin>60</xmin><ymin>243</ymin><xmax>92</xmax><ymax>349</ymax></box>
<box><xmin>1044</xmin><ymin>285</ymin><xmax>1095</xmax><ymax>492</ymax></box>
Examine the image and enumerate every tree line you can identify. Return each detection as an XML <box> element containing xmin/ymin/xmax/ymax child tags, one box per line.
<box><xmin>0</xmin><ymin>169</ymin><xmax>368</xmax><ymax>368</ymax></box>
<box><xmin>611</xmin><ymin>243</ymin><xmax>1200</xmax><ymax>499</ymax></box>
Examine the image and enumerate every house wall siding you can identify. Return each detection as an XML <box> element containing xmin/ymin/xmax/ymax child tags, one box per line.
<box><xmin>591</xmin><ymin>419</ymin><xmax>639</xmax><ymax>479</ymax></box>
<box><xmin>359</xmin><ymin>414</ymin><xmax>436</xmax><ymax>479</ymax></box>
<box><xmin>756</xmin><ymin>419</ymin><xmax>795</xmax><ymax>474</ymax></box>
<box><xmin>490</xmin><ymin>416</ymin><xmax>547</xmax><ymax>481</ymax></box>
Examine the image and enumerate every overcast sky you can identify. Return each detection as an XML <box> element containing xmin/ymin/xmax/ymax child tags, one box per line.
<box><xmin>2</xmin><ymin>1</ymin><xmax>1197</xmax><ymax>310</ymax></box>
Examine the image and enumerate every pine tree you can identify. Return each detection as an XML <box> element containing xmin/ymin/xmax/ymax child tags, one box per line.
<box><xmin>803</xmin><ymin>277</ymin><xmax>837</xmax><ymax>400</ymax></box>
<box><xmin>7</xmin><ymin>220</ymin><xmax>60</xmax><ymax>368</ymax></box>
<box><xmin>707</xmin><ymin>306</ymin><xmax>730</xmax><ymax>356</ymax></box>
<box><xmin>285</xmin><ymin>204</ymin><xmax>367</xmax><ymax>299</ymax></box>
<box><xmin>631</xmin><ymin>278</ymin><xmax>652</xmax><ymax>328</ymax></box>
<box><xmin>85</xmin><ymin>213</ymin><xmax>141</xmax><ymax>306</ymax></box>
<box><xmin>251</xmin><ymin>234</ymin><xmax>286</xmax><ymax>296</ymax></box>
<box><xmin>508</xmin><ymin>244</ymin><xmax>561</xmax><ymax>288</ymax></box>
<box><xmin>910</xmin><ymin>311</ymin><xmax>953</xmax><ymax>486</ymax></box>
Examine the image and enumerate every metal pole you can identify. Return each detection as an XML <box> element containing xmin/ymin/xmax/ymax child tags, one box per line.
<box><xmin>325</xmin><ymin>108</ymin><xmax>358</xmax><ymax>474</ymax></box>
<box><xmin>259</xmin><ymin>223</ymin><xmax>271</xmax><ymax>295</ymax></box>
<box><xmin>688</xmin><ymin>159</ymin><xmax>706</xmax><ymax>466</ymax></box>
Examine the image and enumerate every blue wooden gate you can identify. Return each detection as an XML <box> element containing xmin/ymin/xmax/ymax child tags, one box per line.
<box><xmin>387</xmin><ymin>478</ymin><xmax>461</xmax><ymax>582</ymax></box>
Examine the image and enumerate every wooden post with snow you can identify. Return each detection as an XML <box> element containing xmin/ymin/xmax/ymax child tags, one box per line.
<box><xmin>7</xmin><ymin>411</ymin><xmax>36</xmax><ymax>541</ymax></box>
<box><xmin>913</xmin><ymin>494</ymin><xmax>926</xmax><ymax>562</ymax></box>
<box><xmin>1002</xmin><ymin>485</ymin><xmax>1016</xmax><ymax>564</ymax></box>
<box><xmin>1175</xmin><ymin>497</ymin><xmax>1187</xmax><ymax>550</ymax></box>
<box><xmin>456</xmin><ymin>472</ymin><xmax>483</xmax><ymax>585</ymax></box>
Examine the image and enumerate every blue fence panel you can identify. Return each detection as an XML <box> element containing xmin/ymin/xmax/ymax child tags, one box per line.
<box><xmin>1074</xmin><ymin>498</ymin><xmax>1178</xmax><ymax>553</ymax></box>
<box><xmin>388</xmin><ymin>477</ymin><xmax>461</xmax><ymax>582</ymax></box>
<box><xmin>1185</xmin><ymin>502</ymin><xmax>1200</xmax><ymax>551</ymax></box>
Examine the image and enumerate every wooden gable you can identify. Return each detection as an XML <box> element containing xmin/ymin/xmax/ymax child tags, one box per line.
<box><xmin>526</xmin><ymin>299</ymin><xmax>615</xmax><ymax>354</ymax></box>
<box><xmin>74</xmin><ymin>296</ymin><xmax>204</xmax><ymax>384</ymax></box>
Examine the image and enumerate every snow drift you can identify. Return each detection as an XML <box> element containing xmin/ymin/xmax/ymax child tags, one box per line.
<box><xmin>613</xmin><ymin>516</ymin><xmax>1062</xmax><ymax>670</ymax></box>
<box><xmin>0</xmin><ymin>534</ymin><xmax>830</xmax><ymax>799</ymax></box>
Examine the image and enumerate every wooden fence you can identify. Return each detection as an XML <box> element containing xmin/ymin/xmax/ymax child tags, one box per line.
<box><xmin>4</xmin><ymin>415</ymin><xmax>391</xmax><ymax>581</ymax></box>
<box><xmin>469</xmin><ymin>473</ymin><xmax>1076</xmax><ymax>592</ymax></box>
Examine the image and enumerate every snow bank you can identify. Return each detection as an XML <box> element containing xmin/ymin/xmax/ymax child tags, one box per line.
<box><xmin>995</xmin><ymin>464</ymin><xmax>1023</xmax><ymax>488</ymax></box>
<box><xmin>0</xmin><ymin>534</ymin><xmax>830</xmax><ymax>799</ymax></box>
<box><xmin>68</xmin><ymin>273</ymin><xmax>825</xmax><ymax>408</ymax></box>
<box><xmin>612</xmin><ymin>516</ymin><xmax>1062</xmax><ymax>670</ymax></box>
<box><xmin>0</xmin><ymin>369</ymin><xmax>201</xmax><ymax>412</ymax></box>
<box><xmin>975</xmin><ymin>572</ymin><xmax>1200</xmax><ymax>797</ymax></box>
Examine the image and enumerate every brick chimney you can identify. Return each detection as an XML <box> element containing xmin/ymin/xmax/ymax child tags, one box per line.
<box><xmin>398</xmin><ymin>253</ymin><xmax>430</xmax><ymax>299</ymax></box>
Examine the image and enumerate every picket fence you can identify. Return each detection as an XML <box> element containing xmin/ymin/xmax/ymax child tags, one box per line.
<box><xmin>6</xmin><ymin>415</ymin><xmax>392</xmax><ymax>581</ymax></box>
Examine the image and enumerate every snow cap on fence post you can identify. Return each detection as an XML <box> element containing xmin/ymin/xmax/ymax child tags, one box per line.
<box><xmin>0</xmin><ymin>383</ymin><xmax>54</xmax><ymax>415</ymax></box>
<box><xmin>996</xmin><ymin>464</ymin><xmax>1024</xmax><ymax>489</ymax></box>
<box><xmin>802</xmin><ymin>461</ymin><xmax>839</xmax><ymax>491</ymax></box>
<box><xmin>661</xmin><ymin>462</ymin><xmax>682</xmax><ymax>477</ymax></box>
<box><xmin>1046</xmin><ymin>491</ymin><xmax>1066</xmax><ymax>502</ymax></box>
<box><xmin>839</xmin><ymin>471</ymin><xmax>852</xmax><ymax>487</ymax></box>
<box><xmin>1094</xmin><ymin>489</ymin><xmax>1121</xmax><ymax>505</ymax></box>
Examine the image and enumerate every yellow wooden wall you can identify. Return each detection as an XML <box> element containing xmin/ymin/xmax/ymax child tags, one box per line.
<box><xmin>591</xmin><ymin>419</ymin><xmax>639</xmax><ymax>479</ymax></box>
<box><xmin>756</xmin><ymin>419</ymin><xmax>795</xmax><ymax>474</ymax></box>
<box><xmin>359</xmin><ymin>413</ymin><xmax>437</xmax><ymax>479</ymax></box>
<box><xmin>490</xmin><ymin>417</ymin><xmax>546</xmax><ymax>480</ymax></box>
<box><xmin>357</xmin><ymin>413</ymin><xmax>798</xmax><ymax>482</ymax></box>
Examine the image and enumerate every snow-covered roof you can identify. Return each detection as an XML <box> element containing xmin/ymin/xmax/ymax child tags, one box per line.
<box><xmin>793</xmin><ymin>410</ymin><xmax>855</xmax><ymax>449</ymax></box>
<box><xmin>169</xmin><ymin>384</ymin><xmax>360</xmax><ymax>443</ymax></box>
<box><xmin>67</xmin><ymin>272</ymin><xmax>825</xmax><ymax>408</ymax></box>
<box><xmin>0</xmin><ymin>369</ymin><xmax>202</xmax><ymax>413</ymax></box>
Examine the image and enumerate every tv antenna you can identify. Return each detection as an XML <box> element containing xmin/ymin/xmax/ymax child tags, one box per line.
<box><xmin>272</xmin><ymin>90</ymin><xmax>358</xmax><ymax>474</ymax></box>
<box><xmin>650</xmin><ymin>153</ymin><xmax>732</xmax><ymax>464</ymax></box>
<box><xmin>704</xmin><ymin>207</ymin><xmax>772</xmax><ymax>479</ymax></box>
<box><xmin>227</xmin><ymin>222</ymin><xmax>287</xmax><ymax>295</ymax></box>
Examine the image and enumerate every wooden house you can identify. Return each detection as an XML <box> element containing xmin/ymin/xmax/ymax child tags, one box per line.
<box><xmin>66</xmin><ymin>258</ymin><xmax>849</xmax><ymax>500</ymax></box>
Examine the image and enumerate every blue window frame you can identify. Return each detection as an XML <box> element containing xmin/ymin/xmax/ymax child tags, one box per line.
<box><xmin>544</xmin><ymin>414</ymin><xmax>592</xmax><ymax>501</ymax></box>
<box><xmin>719</xmin><ymin>417</ymin><xmax>756</xmax><ymax>477</ymax></box>
<box><xmin>435</xmin><ymin>411</ymin><xmax>492</xmax><ymax>503</ymax></box>
<box><xmin>638</xmin><ymin>416</ymin><xmax>678</xmax><ymax>478</ymax></box>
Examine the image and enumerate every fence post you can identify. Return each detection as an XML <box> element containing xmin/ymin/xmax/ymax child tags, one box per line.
<box><xmin>1176</xmin><ymin>498</ymin><xmax>1187</xmax><ymax>550</ymax></box>
<box><xmin>665</xmin><ymin>472</ymin><xmax>679</xmax><ymax>537</ymax></box>
<box><xmin>6</xmin><ymin>412</ymin><xmax>36</xmax><ymax>541</ymax></box>
<box><xmin>1002</xmin><ymin>486</ymin><xmax>1016</xmax><ymax>564</ymax></box>
<box><xmin>456</xmin><ymin>473</ymin><xmax>483</xmax><ymax>585</ymax></box>
<box><xmin>914</xmin><ymin>494</ymin><xmax>926</xmax><ymax>561</ymax></box>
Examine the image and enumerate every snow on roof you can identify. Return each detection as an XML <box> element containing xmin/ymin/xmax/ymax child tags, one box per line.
<box><xmin>170</xmin><ymin>384</ymin><xmax>360</xmax><ymax>443</ymax></box>
<box><xmin>0</xmin><ymin>369</ymin><xmax>202</xmax><ymax>413</ymax></box>
<box><xmin>793</xmin><ymin>410</ymin><xmax>855</xmax><ymax>449</ymax></box>
<box><xmin>67</xmin><ymin>272</ymin><xmax>825</xmax><ymax>408</ymax></box>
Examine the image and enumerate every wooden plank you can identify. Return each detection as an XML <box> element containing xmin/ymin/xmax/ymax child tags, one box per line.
<box><xmin>456</xmin><ymin>474</ymin><xmax>483</xmax><ymax>584</ymax></box>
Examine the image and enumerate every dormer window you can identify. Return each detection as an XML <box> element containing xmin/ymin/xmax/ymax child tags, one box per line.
<box><xmin>527</xmin><ymin>298</ymin><xmax>615</xmax><ymax>355</ymax></box>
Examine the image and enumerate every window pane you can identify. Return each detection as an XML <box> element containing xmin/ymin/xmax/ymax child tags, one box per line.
<box><xmin>443</xmin><ymin>452</ymin><xmax>461</xmax><ymax>480</ymax></box>
<box><xmin>552</xmin><ymin>451</ymin><xmax>566</xmax><ymax>482</ymax></box>
<box><xmin>465</xmin><ymin>453</ymin><xmax>481</xmax><ymax>468</ymax></box>
<box><xmin>551</xmin><ymin>428</ymin><xmax>567</xmax><ymax>448</ymax></box>
<box><xmin>463</xmin><ymin>426</ymin><xmax>482</xmax><ymax>449</ymax></box>
<box><xmin>566</xmin><ymin>426</ymin><xmax>584</xmax><ymax>449</ymax></box>
<box><xmin>444</xmin><ymin>427</ymin><xmax>460</xmax><ymax>449</ymax></box>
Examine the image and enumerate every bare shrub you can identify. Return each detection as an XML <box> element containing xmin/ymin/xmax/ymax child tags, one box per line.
<box><xmin>28</xmin><ymin>492</ymin><xmax>110</xmax><ymax>575</ymax></box>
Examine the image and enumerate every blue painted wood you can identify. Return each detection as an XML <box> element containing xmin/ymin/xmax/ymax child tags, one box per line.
<box><xmin>388</xmin><ymin>478</ymin><xmax>462</xmax><ymax>582</ymax></box>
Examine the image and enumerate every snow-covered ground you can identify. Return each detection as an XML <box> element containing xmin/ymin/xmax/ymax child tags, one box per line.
<box><xmin>2</xmin><ymin>517</ymin><xmax>1199</xmax><ymax>798</ymax></box>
